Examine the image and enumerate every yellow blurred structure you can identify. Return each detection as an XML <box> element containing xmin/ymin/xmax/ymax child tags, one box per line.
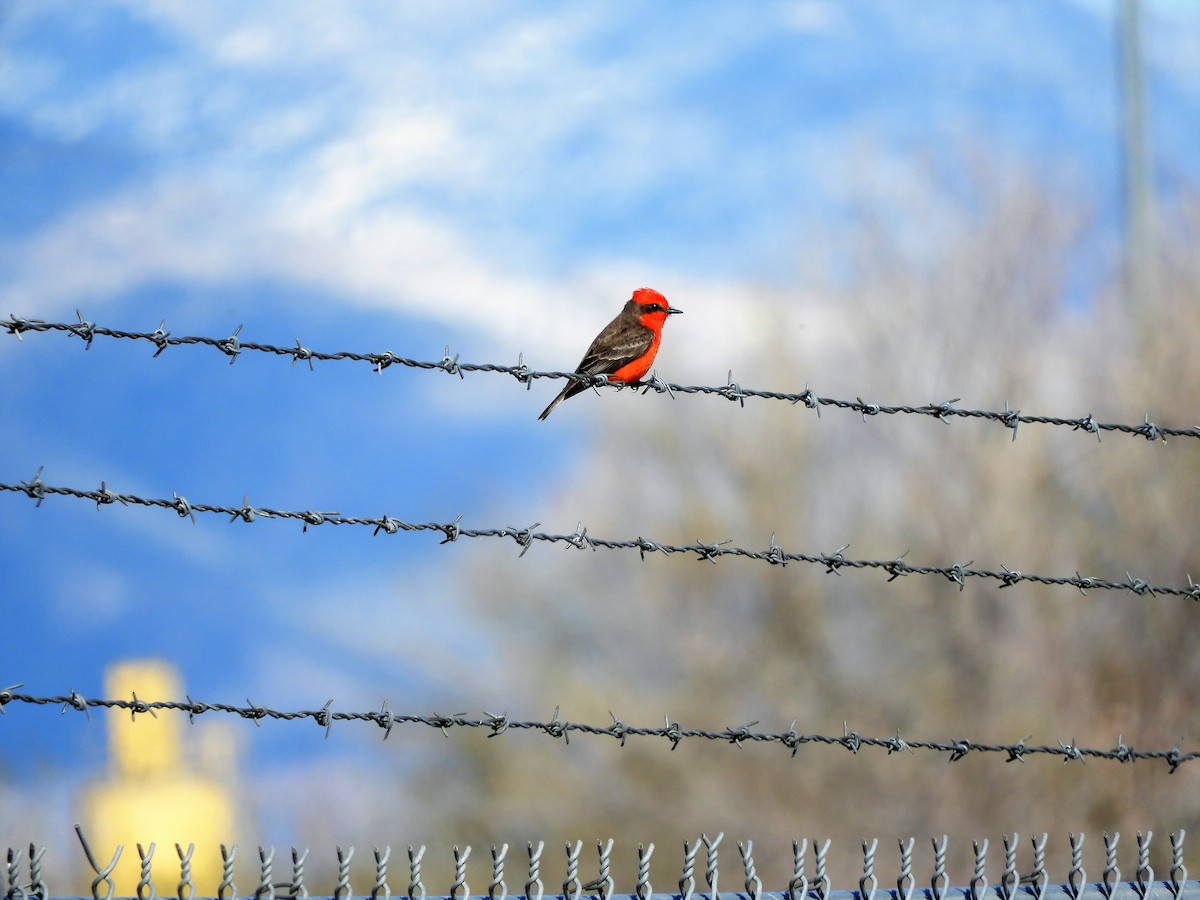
<box><xmin>80</xmin><ymin>661</ymin><xmax>237</xmax><ymax>895</ymax></box>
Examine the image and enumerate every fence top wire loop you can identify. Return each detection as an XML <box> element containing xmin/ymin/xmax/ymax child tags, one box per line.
<box><xmin>74</xmin><ymin>825</ymin><xmax>119</xmax><ymax>900</ymax></box>
<box><xmin>6</xmin><ymin>690</ymin><xmax>1196</xmax><ymax>770</ymax></box>
<box><xmin>6</xmin><ymin>316</ymin><xmax>1197</xmax><ymax>444</ymax></box>
<box><xmin>895</xmin><ymin>838</ymin><xmax>914</xmax><ymax>900</ymax></box>
<box><xmin>11</xmin><ymin>473</ymin><xmax>1197</xmax><ymax>600</ymax></box>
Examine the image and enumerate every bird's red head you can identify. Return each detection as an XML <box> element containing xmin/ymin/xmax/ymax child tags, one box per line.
<box><xmin>630</xmin><ymin>287</ymin><xmax>683</xmax><ymax>329</ymax></box>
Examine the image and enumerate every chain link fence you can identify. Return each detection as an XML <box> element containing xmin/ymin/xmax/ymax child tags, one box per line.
<box><xmin>3</xmin><ymin>827</ymin><xmax>1193</xmax><ymax>900</ymax></box>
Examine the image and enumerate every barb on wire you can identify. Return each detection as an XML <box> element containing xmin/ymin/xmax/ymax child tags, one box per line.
<box><xmin>1</xmin><ymin>690</ymin><xmax>1194</xmax><ymax>770</ymax></box>
<box><xmin>5</xmin><ymin>317</ymin><xmax>1195</xmax><ymax>444</ymax></box>
<box><xmin>2</xmin><ymin>473</ymin><xmax>1197</xmax><ymax>600</ymax></box>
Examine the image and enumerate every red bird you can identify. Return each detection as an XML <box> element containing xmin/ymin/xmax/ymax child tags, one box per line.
<box><xmin>538</xmin><ymin>287</ymin><xmax>682</xmax><ymax>420</ymax></box>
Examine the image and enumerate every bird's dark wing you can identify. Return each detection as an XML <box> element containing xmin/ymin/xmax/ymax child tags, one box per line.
<box><xmin>574</xmin><ymin>317</ymin><xmax>654</xmax><ymax>376</ymax></box>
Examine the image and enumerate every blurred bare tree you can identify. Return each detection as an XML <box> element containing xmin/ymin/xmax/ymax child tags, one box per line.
<box><xmin>399</xmin><ymin>150</ymin><xmax>1200</xmax><ymax>889</ymax></box>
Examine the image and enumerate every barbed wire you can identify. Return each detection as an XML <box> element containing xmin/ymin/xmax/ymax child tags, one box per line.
<box><xmin>0</xmin><ymin>689</ymin><xmax>1193</xmax><ymax>771</ymax></box>
<box><xmin>4</xmin><ymin>314</ymin><xmax>1192</xmax><ymax>444</ymax></box>
<box><xmin>3</xmin><ymin>468</ymin><xmax>1196</xmax><ymax>600</ymax></box>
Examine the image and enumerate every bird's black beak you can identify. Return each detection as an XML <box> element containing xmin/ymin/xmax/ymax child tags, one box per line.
<box><xmin>666</xmin><ymin>306</ymin><xmax>683</xmax><ymax>315</ymax></box>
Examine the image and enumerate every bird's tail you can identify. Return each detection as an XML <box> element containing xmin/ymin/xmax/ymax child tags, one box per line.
<box><xmin>537</xmin><ymin>386</ymin><xmax>570</xmax><ymax>420</ymax></box>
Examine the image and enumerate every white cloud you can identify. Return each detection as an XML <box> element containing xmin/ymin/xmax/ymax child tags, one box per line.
<box><xmin>284</xmin><ymin>113</ymin><xmax>473</xmax><ymax>226</ymax></box>
<box><xmin>0</xmin><ymin>3</ymin><xmax>848</xmax><ymax>356</ymax></box>
<box><xmin>3</xmin><ymin>0</ymin><xmax>1195</xmax><ymax>377</ymax></box>
<box><xmin>783</xmin><ymin>0</ymin><xmax>843</xmax><ymax>33</ymax></box>
<box><xmin>1</xmin><ymin>178</ymin><xmax>266</xmax><ymax>312</ymax></box>
<box><xmin>0</xmin><ymin>4</ymin><xmax>729</xmax><ymax>348</ymax></box>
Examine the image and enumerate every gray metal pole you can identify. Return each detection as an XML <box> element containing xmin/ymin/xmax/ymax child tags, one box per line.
<box><xmin>1118</xmin><ymin>0</ymin><xmax>1158</xmax><ymax>319</ymax></box>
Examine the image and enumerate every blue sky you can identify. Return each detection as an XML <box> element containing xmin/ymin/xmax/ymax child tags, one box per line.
<box><xmin>3</xmin><ymin>0</ymin><xmax>1200</xmax><ymax>847</ymax></box>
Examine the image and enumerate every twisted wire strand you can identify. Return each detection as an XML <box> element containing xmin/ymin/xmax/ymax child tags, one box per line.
<box><xmin>4</xmin><ymin>315</ymin><xmax>1192</xmax><ymax>444</ymax></box>
<box><xmin>1</xmin><ymin>689</ymin><xmax>1193</xmax><ymax>770</ymax></box>
<box><xmin>2</xmin><ymin>472</ymin><xmax>1196</xmax><ymax>600</ymax></box>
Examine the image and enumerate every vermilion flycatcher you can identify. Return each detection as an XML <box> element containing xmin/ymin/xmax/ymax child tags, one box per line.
<box><xmin>538</xmin><ymin>287</ymin><xmax>682</xmax><ymax>420</ymax></box>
